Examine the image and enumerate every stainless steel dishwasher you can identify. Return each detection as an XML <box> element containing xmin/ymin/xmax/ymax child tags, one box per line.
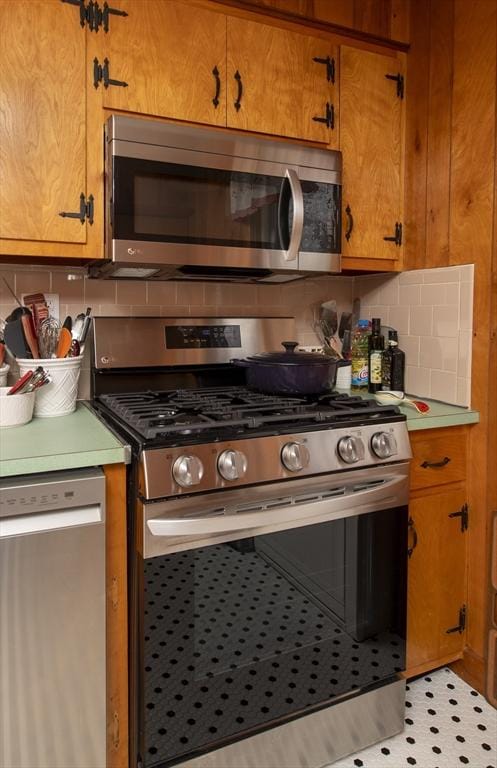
<box><xmin>0</xmin><ymin>468</ymin><xmax>106</xmax><ymax>768</ymax></box>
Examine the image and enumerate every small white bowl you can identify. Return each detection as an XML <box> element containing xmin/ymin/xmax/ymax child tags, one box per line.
<box><xmin>0</xmin><ymin>386</ymin><xmax>35</xmax><ymax>428</ymax></box>
<box><xmin>0</xmin><ymin>364</ymin><xmax>10</xmax><ymax>387</ymax></box>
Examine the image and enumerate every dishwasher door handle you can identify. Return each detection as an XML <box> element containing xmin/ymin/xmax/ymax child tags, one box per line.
<box><xmin>0</xmin><ymin>505</ymin><xmax>103</xmax><ymax>539</ymax></box>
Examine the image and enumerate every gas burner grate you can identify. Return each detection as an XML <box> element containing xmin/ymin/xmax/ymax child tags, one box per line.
<box><xmin>98</xmin><ymin>387</ymin><xmax>402</xmax><ymax>442</ymax></box>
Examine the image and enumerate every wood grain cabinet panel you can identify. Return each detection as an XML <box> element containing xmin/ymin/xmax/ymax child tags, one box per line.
<box><xmin>340</xmin><ymin>46</ymin><xmax>404</xmax><ymax>262</ymax></box>
<box><xmin>409</xmin><ymin>426</ymin><xmax>468</xmax><ymax>491</ymax></box>
<box><xmin>0</xmin><ymin>0</ymin><xmax>86</xmax><ymax>244</ymax></box>
<box><xmin>101</xmin><ymin>0</ymin><xmax>227</xmax><ymax>127</ymax></box>
<box><xmin>227</xmin><ymin>17</ymin><xmax>338</xmax><ymax>144</ymax></box>
<box><xmin>407</xmin><ymin>486</ymin><xmax>468</xmax><ymax>674</ymax></box>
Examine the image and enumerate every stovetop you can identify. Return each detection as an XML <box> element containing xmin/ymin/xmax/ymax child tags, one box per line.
<box><xmin>97</xmin><ymin>386</ymin><xmax>404</xmax><ymax>446</ymax></box>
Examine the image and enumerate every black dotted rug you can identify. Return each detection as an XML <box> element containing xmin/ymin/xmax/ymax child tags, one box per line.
<box><xmin>331</xmin><ymin>667</ymin><xmax>496</xmax><ymax>768</ymax></box>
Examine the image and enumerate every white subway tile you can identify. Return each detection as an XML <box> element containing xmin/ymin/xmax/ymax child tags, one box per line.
<box><xmin>459</xmin><ymin>280</ymin><xmax>474</xmax><ymax>330</ymax></box>
<box><xmin>445</xmin><ymin>283</ymin><xmax>459</xmax><ymax>305</ymax></box>
<box><xmin>419</xmin><ymin>336</ymin><xmax>442</xmax><ymax>369</ymax></box>
<box><xmin>399</xmin><ymin>284</ymin><xmax>420</xmax><ymax>306</ymax></box>
<box><xmin>430</xmin><ymin>369</ymin><xmax>457</xmax><ymax>402</ymax></box>
<box><xmin>419</xmin><ymin>336</ymin><xmax>457</xmax><ymax>372</ymax></box>
<box><xmin>457</xmin><ymin>330</ymin><xmax>472</xmax><ymax>378</ymax></box>
<box><xmin>399</xmin><ymin>270</ymin><xmax>423</xmax><ymax>285</ymax></box>
<box><xmin>433</xmin><ymin>305</ymin><xmax>459</xmax><ymax>338</ymax></box>
<box><xmin>459</xmin><ymin>263</ymin><xmax>475</xmax><ymax>283</ymax></box>
<box><xmin>398</xmin><ymin>335</ymin><xmax>420</xmax><ymax>367</ymax></box>
<box><xmin>410</xmin><ymin>305</ymin><xmax>433</xmax><ymax>336</ymax></box>
<box><xmin>420</xmin><ymin>283</ymin><xmax>446</xmax><ymax>305</ymax></box>
<box><xmin>379</xmin><ymin>277</ymin><xmax>400</xmax><ymax>305</ymax></box>
<box><xmin>388</xmin><ymin>305</ymin><xmax>410</xmax><ymax>335</ymax></box>
<box><xmin>422</xmin><ymin>266</ymin><xmax>461</xmax><ymax>283</ymax></box>
<box><xmin>405</xmin><ymin>365</ymin><xmax>431</xmax><ymax>397</ymax></box>
<box><xmin>456</xmin><ymin>377</ymin><xmax>470</xmax><ymax>407</ymax></box>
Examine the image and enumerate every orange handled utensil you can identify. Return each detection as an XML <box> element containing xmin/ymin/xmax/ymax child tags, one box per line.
<box><xmin>56</xmin><ymin>327</ymin><xmax>72</xmax><ymax>358</ymax></box>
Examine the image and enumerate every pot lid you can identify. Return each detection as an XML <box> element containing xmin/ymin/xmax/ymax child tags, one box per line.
<box><xmin>245</xmin><ymin>341</ymin><xmax>330</xmax><ymax>366</ymax></box>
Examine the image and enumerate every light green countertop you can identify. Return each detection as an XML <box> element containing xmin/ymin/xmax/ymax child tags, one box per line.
<box><xmin>338</xmin><ymin>389</ymin><xmax>480</xmax><ymax>431</ymax></box>
<box><xmin>0</xmin><ymin>403</ymin><xmax>128</xmax><ymax>478</ymax></box>
<box><xmin>0</xmin><ymin>392</ymin><xmax>479</xmax><ymax>479</ymax></box>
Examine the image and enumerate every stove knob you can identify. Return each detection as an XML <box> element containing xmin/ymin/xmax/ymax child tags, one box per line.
<box><xmin>371</xmin><ymin>432</ymin><xmax>398</xmax><ymax>459</ymax></box>
<box><xmin>172</xmin><ymin>455</ymin><xmax>204</xmax><ymax>488</ymax></box>
<box><xmin>281</xmin><ymin>442</ymin><xmax>310</xmax><ymax>472</ymax></box>
<box><xmin>218</xmin><ymin>449</ymin><xmax>248</xmax><ymax>481</ymax></box>
<box><xmin>337</xmin><ymin>436</ymin><xmax>365</xmax><ymax>464</ymax></box>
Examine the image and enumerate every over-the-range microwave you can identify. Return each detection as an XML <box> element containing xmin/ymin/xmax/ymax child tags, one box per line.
<box><xmin>90</xmin><ymin>115</ymin><xmax>342</xmax><ymax>283</ymax></box>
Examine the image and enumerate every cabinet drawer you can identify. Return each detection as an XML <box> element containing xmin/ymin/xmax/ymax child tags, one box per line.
<box><xmin>409</xmin><ymin>427</ymin><xmax>468</xmax><ymax>490</ymax></box>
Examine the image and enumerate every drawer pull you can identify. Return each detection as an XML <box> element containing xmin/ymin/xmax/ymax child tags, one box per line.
<box><xmin>407</xmin><ymin>516</ymin><xmax>417</xmax><ymax>558</ymax></box>
<box><xmin>421</xmin><ymin>456</ymin><xmax>450</xmax><ymax>469</ymax></box>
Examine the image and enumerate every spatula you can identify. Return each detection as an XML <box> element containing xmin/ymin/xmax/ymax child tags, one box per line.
<box><xmin>4</xmin><ymin>317</ymin><xmax>31</xmax><ymax>358</ymax></box>
<box><xmin>56</xmin><ymin>327</ymin><xmax>73</xmax><ymax>358</ymax></box>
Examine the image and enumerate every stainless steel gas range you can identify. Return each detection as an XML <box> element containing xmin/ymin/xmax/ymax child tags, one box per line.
<box><xmin>92</xmin><ymin>317</ymin><xmax>411</xmax><ymax>768</ymax></box>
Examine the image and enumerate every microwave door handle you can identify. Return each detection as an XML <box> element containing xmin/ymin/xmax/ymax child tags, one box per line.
<box><xmin>284</xmin><ymin>169</ymin><xmax>304</xmax><ymax>263</ymax></box>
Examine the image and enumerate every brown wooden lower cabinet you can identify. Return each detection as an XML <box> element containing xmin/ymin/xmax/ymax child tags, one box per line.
<box><xmin>406</xmin><ymin>484</ymin><xmax>468</xmax><ymax>677</ymax></box>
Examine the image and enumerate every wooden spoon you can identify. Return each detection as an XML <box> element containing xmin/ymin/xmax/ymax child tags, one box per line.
<box><xmin>56</xmin><ymin>327</ymin><xmax>73</xmax><ymax>358</ymax></box>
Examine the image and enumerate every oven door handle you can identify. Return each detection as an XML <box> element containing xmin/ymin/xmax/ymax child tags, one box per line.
<box><xmin>146</xmin><ymin>475</ymin><xmax>407</xmax><ymax>539</ymax></box>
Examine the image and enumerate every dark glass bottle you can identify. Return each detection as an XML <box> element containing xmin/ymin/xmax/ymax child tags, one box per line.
<box><xmin>381</xmin><ymin>330</ymin><xmax>405</xmax><ymax>392</ymax></box>
<box><xmin>368</xmin><ymin>318</ymin><xmax>384</xmax><ymax>393</ymax></box>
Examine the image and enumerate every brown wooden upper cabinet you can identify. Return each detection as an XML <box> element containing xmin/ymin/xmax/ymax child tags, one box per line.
<box><xmin>0</xmin><ymin>0</ymin><xmax>88</xmax><ymax>247</ymax></box>
<box><xmin>226</xmin><ymin>18</ymin><xmax>338</xmax><ymax>144</ymax></box>
<box><xmin>100</xmin><ymin>0</ymin><xmax>227</xmax><ymax>127</ymax></box>
<box><xmin>100</xmin><ymin>3</ymin><xmax>337</xmax><ymax>145</ymax></box>
<box><xmin>340</xmin><ymin>46</ymin><xmax>404</xmax><ymax>262</ymax></box>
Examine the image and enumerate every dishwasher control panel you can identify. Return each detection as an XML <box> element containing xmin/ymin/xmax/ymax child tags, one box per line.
<box><xmin>0</xmin><ymin>468</ymin><xmax>105</xmax><ymax>517</ymax></box>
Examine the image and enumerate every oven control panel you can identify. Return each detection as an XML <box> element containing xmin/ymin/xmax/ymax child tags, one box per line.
<box><xmin>139</xmin><ymin>422</ymin><xmax>412</xmax><ymax>500</ymax></box>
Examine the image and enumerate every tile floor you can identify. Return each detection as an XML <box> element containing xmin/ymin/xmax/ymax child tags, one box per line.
<box><xmin>331</xmin><ymin>667</ymin><xmax>496</xmax><ymax>768</ymax></box>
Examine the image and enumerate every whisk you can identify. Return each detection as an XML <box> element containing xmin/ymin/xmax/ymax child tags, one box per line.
<box><xmin>38</xmin><ymin>316</ymin><xmax>61</xmax><ymax>359</ymax></box>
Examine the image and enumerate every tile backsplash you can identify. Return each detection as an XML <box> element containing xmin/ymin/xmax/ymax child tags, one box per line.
<box><xmin>0</xmin><ymin>263</ymin><xmax>474</xmax><ymax>406</ymax></box>
<box><xmin>0</xmin><ymin>265</ymin><xmax>353</xmax><ymax>399</ymax></box>
<box><xmin>355</xmin><ymin>264</ymin><xmax>474</xmax><ymax>407</ymax></box>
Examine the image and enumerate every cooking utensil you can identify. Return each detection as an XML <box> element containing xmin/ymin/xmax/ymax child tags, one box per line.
<box><xmin>4</xmin><ymin>317</ymin><xmax>31</xmax><ymax>358</ymax></box>
<box><xmin>21</xmin><ymin>313</ymin><xmax>39</xmax><ymax>358</ymax></box>
<box><xmin>62</xmin><ymin>315</ymin><xmax>72</xmax><ymax>332</ymax></box>
<box><xmin>8</xmin><ymin>370</ymin><xmax>34</xmax><ymax>395</ymax></box>
<box><xmin>56</xmin><ymin>327</ymin><xmax>72</xmax><ymax>358</ymax></box>
<box><xmin>0</xmin><ymin>342</ymin><xmax>5</xmax><ymax>367</ymax></box>
<box><xmin>38</xmin><ymin>316</ymin><xmax>61</xmax><ymax>358</ymax></box>
<box><xmin>2</xmin><ymin>278</ymin><xmax>23</xmax><ymax>308</ymax></box>
<box><xmin>374</xmin><ymin>390</ymin><xmax>430</xmax><ymax>413</ymax></box>
<box><xmin>338</xmin><ymin>312</ymin><xmax>352</xmax><ymax>340</ymax></box>
<box><xmin>72</xmin><ymin>313</ymin><xmax>85</xmax><ymax>341</ymax></box>
<box><xmin>232</xmin><ymin>341</ymin><xmax>338</xmax><ymax>395</ymax></box>
<box><xmin>69</xmin><ymin>339</ymin><xmax>81</xmax><ymax>357</ymax></box>
<box><xmin>79</xmin><ymin>307</ymin><xmax>92</xmax><ymax>347</ymax></box>
<box><xmin>351</xmin><ymin>297</ymin><xmax>361</xmax><ymax>330</ymax></box>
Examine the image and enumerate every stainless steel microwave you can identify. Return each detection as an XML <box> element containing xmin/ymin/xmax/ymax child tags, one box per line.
<box><xmin>92</xmin><ymin>116</ymin><xmax>342</xmax><ymax>282</ymax></box>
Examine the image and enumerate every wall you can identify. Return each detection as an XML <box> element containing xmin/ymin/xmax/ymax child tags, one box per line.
<box><xmin>356</xmin><ymin>264</ymin><xmax>474</xmax><ymax>406</ymax></box>
<box><xmin>405</xmin><ymin>0</ymin><xmax>497</xmax><ymax>691</ymax></box>
<box><xmin>0</xmin><ymin>264</ymin><xmax>353</xmax><ymax>398</ymax></box>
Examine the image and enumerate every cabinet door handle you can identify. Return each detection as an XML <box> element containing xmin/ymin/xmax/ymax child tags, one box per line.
<box><xmin>407</xmin><ymin>516</ymin><xmax>417</xmax><ymax>558</ymax></box>
<box><xmin>421</xmin><ymin>456</ymin><xmax>451</xmax><ymax>469</ymax></box>
<box><xmin>212</xmin><ymin>66</ymin><xmax>221</xmax><ymax>108</ymax></box>
<box><xmin>234</xmin><ymin>70</ymin><xmax>243</xmax><ymax>112</ymax></box>
<box><xmin>345</xmin><ymin>204</ymin><xmax>354</xmax><ymax>241</ymax></box>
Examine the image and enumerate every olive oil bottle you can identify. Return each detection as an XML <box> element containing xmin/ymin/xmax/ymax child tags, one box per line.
<box><xmin>368</xmin><ymin>318</ymin><xmax>384</xmax><ymax>393</ymax></box>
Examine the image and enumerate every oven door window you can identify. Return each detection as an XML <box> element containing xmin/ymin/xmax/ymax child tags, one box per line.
<box><xmin>139</xmin><ymin>506</ymin><xmax>407</xmax><ymax>767</ymax></box>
